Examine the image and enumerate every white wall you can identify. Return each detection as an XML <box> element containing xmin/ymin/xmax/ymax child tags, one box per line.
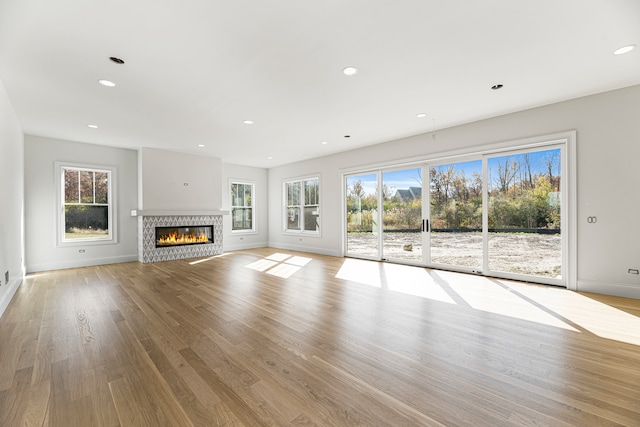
<box><xmin>24</xmin><ymin>136</ymin><xmax>138</xmax><ymax>272</ymax></box>
<box><xmin>139</xmin><ymin>147</ymin><xmax>222</xmax><ymax>210</ymax></box>
<box><xmin>268</xmin><ymin>84</ymin><xmax>640</xmax><ymax>299</ymax></box>
<box><xmin>0</xmin><ymin>78</ymin><xmax>24</xmax><ymax>319</ymax></box>
<box><xmin>221</xmin><ymin>163</ymin><xmax>268</xmax><ymax>251</ymax></box>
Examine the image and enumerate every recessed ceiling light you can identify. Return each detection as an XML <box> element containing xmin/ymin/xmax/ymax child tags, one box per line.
<box><xmin>197</xmin><ymin>144</ymin><xmax>205</xmax><ymax>147</ymax></box>
<box><xmin>98</xmin><ymin>79</ymin><xmax>116</xmax><ymax>87</ymax></box>
<box><xmin>342</xmin><ymin>66</ymin><xmax>358</xmax><ymax>76</ymax></box>
<box><xmin>321</xmin><ymin>141</ymin><xmax>328</xmax><ymax>145</ymax></box>
<box><xmin>243</xmin><ymin>120</ymin><xmax>254</xmax><ymax>125</ymax></box>
<box><xmin>417</xmin><ymin>113</ymin><xmax>427</xmax><ymax>118</ymax></box>
<box><xmin>491</xmin><ymin>84</ymin><xmax>504</xmax><ymax>90</ymax></box>
<box><xmin>109</xmin><ymin>57</ymin><xmax>125</xmax><ymax>64</ymax></box>
<box><xmin>614</xmin><ymin>44</ymin><xmax>636</xmax><ymax>55</ymax></box>
<box><xmin>87</xmin><ymin>124</ymin><xmax>98</xmax><ymax>129</ymax></box>
<box><xmin>267</xmin><ymin>156</ymin><xmax>273</xmax><ymax>159</ymax></box>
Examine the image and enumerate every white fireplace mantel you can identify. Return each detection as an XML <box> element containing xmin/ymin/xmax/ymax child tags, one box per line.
<box><xmin>131</xmin><ymin>209</ymin><xmax>229</xmax><ymax>217</ymax></box>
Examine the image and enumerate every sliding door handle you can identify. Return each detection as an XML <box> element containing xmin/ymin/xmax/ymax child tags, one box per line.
<box><xmin>422</xmin><ymin>219</ymin><xmax>429</xmax><ymax>232</ymax></box>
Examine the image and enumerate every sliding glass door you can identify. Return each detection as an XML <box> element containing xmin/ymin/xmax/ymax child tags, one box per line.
<box><xmin>346</xmin><ymin>167</ymin><xmax>427</xmax><ymax>263</ymax></box>
<box><xmin>486</xmin><ymin>147</ymin><xmax>562</xmax><ymax>280</ymax></box>
<box><xmin>428</xmin><ymin>159</ymin><xmax>483</xmax><ymax>272</ymax></box>
<box><xmin>382</xmin><ymin>167</ymin><xmax>424</xmax><ymax>263</ymax></box>
<box><xmin>346</xmin><ymin>173</ymin><xmax>379</xmax><ymax>259</ymax></box>
<box><xmin>344</xmin><ymin>142</ymin><xmax>566</xmax><ymax>285</ymax></box>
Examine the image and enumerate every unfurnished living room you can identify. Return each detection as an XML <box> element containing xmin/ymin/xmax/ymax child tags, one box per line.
<box><xmin>1</xmin><ymin>1</ymin><xmax>640</xmax><ymax>426</ymax></box>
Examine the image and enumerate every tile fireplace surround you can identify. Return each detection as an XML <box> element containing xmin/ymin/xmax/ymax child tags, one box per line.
<box><xmin>136</xmin><ymin>211</ymin><xmax>225</xmax><ymax>263</ymax></box>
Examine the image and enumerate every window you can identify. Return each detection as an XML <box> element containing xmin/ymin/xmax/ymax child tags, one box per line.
<box><xmin>230</xmin><ymin>182</ymin><xmax>255</xmax><ymax>232</ymax></box>
<box><xmin>284</xmin><ymin>177</ymin><xmax>320</xmax><ymax>233</ymax></box>
<box><xmin>57</xmin><ymin>163</ymin><xmax>116</xmax><ymax>244</ymax></box>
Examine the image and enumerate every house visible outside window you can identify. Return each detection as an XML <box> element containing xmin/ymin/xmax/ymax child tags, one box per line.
<box><xmin>58</xmin><ymin>164</ymin><xmax>115</xmax><ymax>244</ymax></box>
<box><xmin>284</xmin><ymin>176</ymin><xmax>320</xmax><ymax>234</ymax></box>
<box><xmin>231</xmin><ymin>182</ymin><xmax>255</xmax><ymax>232</ymax></box>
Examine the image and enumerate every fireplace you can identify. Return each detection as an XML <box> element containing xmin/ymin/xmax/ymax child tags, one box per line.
<box><xmin>155</xmin><ymin>225</ymin><xmax>213</xmax><ymax>248</ymax></box>
<box><xmin>138</xmin><ymin>214</ymin><xmax>224</xmax><ymax>263</ymax></box>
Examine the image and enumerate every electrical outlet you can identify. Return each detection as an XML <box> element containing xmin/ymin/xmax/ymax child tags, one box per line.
<box><xmin>629</xmin><ymin>269</ymin><xmax>639</xmax><ymax>275</ymax></box>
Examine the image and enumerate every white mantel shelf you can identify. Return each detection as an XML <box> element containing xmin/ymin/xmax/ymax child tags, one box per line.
<box><xmin>131</xmin><ymin>209</ymin><xmax>229</xmax><ymax>217</ymax></box>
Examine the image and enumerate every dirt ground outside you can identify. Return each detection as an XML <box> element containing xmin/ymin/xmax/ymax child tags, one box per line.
<box><xmin>346</xmin><ymin>231</ymin><xmax>561</xmax><ymax>278</ymax></box>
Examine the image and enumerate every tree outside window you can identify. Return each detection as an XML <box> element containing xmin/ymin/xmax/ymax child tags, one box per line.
<box><xmin>285</xmin><ymin>177</ymin><xmax>319</xmax><ymax>233</ymax></box>
<box><xmin>62</xmin><ymin>166</ymin><xmax>112</xmax><ymax>241</ymax></box>
<box><xmin>231</xmin><ymin>182</ymin><xmax>254</xmax><ymax>232</ymax></box>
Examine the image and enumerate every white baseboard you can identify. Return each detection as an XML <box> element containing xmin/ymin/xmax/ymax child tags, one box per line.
<box><xmin>0</xmin><ymin>276</ymin><xmax>23</xmax><ymax>320</ymax></box>
<box><xmin>577</xmin><ymin>279</ymin><xmax>640</xmax><ymax>300</ymax></box>
<box><xmin>26</xmin><ymin>254</ymin><xmax>138</xmax><ymax>274</ymax></box>
<box><xmin>223</xmin><ymin>241</ymin><xmax>269</xmax><ymax>252</ymax></box>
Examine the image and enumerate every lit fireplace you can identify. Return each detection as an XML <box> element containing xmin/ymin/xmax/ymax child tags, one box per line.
<box><xmin>155</xmin><ymin>225</ymin><xmax>213</xmax><ymax>248</ymax></box>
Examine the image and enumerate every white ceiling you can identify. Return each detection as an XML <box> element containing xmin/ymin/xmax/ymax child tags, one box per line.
<box><xmin>1</xmin><ymin>0</ymin><xmax>639</xmax><ymax>168</ymax></box>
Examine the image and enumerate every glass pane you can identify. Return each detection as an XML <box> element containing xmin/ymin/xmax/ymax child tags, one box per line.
<box><xmin>95</xmin><ymin>171</ymin><xmax>109</xmax><ymax>204</ymax></box>
<box><xmin>287</xmin><ymin>182</ymin><xmax>300</xmax><ymax>205</ymax></box>
<box><xmin>304</xmin><ymin>206</ymin><xmax>319</xmax><ymax>231</ymax></box>
<box><xmin>382</xmin><ymin>168</ymin><xmax>423</xmax><ymax>262</ymax></box>
<box><xmin>487</xmin><ymin>149</ymin><xmax>561</xmax><ymax>278</ymax></box>
<box><xmin>80</xmin><ymin>171</ymin><xmax>94</xmax><ymax>203</ymax></box>
<box><xmin>287</xmin><ymin>207</ymin><xmax>301</xmax><ymax>230</ymax></box>
<box><xmin>64</xmin><ymin>205</ymin><xmax>109</xmax><ymax>239</ymax></box>
<box><xmin>429</xmin><ymin>160</ymin><xmax>483</xmax><ymax>270</ymax></box>
<box><xmin>232</xmin><ymin>183</ymin><xmax>252</xmax><ymax>207</ymax></box>
<box><xmin>243</xmin><ymin>184</ymin><xmax>252</xmax><ymax>207</ymax></box>
<box><xmin>64</xmin><ymin>168</ymin><xmax>79</xmax><ymax>203</ymax></box>
<box><xmin>232</xmin><ymin>208</ymin><xmax>252</xmax><ymax>230</ymax></box>
<box><xmin>304</xmin><ymin>179</ymin><xmax>319</xmax><ymax>205</ymax></box>
<box><xmin>231</xmin><ymin>183</ymin><xmax>238</xmax><ymax>205</ymax></box>
<box><xmin>346</xmin><ymin>173</ymin><xmax>378</xmax><ymax>257</ymax></box>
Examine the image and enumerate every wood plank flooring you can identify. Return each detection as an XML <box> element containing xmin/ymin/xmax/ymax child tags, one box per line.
<box><xmin>1</xmin><ymin>248</ymin><xmax>639</xmax><ymax>426</ymax></box>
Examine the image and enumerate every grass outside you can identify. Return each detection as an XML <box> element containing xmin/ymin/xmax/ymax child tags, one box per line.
<box><xmin>65</xmin><ymin>227</ymin><xmax>108</xmax><ymax>239</ymax></box>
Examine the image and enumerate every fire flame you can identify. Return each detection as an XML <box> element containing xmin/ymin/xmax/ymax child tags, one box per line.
<box><xmin>158</xmin><ymin>231</ymin><xmax>209</xmax><ymax>245</ymax></box>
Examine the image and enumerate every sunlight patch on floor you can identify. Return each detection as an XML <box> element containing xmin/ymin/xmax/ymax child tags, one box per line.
<box><xmin>382</xmin><ymin>263</ymin><xmax>456</xmax><ymax>304</ymax></box>
<box><xmin>286</xmin><ymin>256</ymin><xmax>312</xmax><ymax>267</ymax></box>
<box><xmin>437</xmin><ymin>270</ymin><xmax>579</xmax><ymax>332</ymax></box>
<box><xmin>336</xmin><ymin>259</ymin><xmax>382</xmax><ymax>288</ymax></box>
<box><xmin>266</xmin><ymin>253</ymin><xmax>291</xmax><ymax>262</ymax></box>
<box><xmin>25</xmin><ymin>272</ymin><xmax>51</xmax><ymax>278</ymax></box>
<box><xmin>246</xmin><ymin>259</ymin><xmax>279</xmax><ymax>272</ymax></box>
<box><xmin>245</xmin><ymin>253</ymin><xmax>311</xmax><ymax>278</ymax></box>
<box><xmin>267</xmin><ymin>263</ymin><xmax>301</xmax><ymax>279</ymax></box>
<box><xmin>508</xmin><ymin>284</ymin><xmax>640</xmax><ymax>346</ymax></box>
<box><xmin>189</xmin><ymin>252</ymin><xmax>234</xmax><ymax>265</ymax></box>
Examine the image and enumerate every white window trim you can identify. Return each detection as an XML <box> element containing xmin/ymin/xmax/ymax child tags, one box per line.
<box><xmin>282</xmin><ymin>175</ymin><xmax>321</xmax><ymax>236</ymax></box>
<box><xmin>55</xmin><ymin>161</ymin><xmax>118</xmax><ymax>247</ymax></box>
<box><xmin>229</xmin><ymin>179</ymin><xmax>257</xmax><ymax>234</ymax></box>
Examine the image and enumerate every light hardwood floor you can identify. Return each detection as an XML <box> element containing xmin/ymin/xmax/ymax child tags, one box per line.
<box><xmin>1</xmin><ymin>248</ymin><xmax>639</xmax><ymax>426</ymax></box>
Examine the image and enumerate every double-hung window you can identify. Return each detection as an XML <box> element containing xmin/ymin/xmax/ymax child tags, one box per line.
<box><xmin>284</xmin><ymin>176</ymin><xmax>320</xmax><ymax>234</ymax></box>
<box><xmin>231</xmin><ymin>181</ymin><xmax>255</xmax><ymax>232</ymax></box>
<box><xmin>58</xmin><ymin>163</ymin><xmax>115</xmax><ymax>244</ymax></box>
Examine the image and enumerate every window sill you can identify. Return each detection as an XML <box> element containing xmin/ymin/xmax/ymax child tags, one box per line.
<box><xmin>231</xmin><ymin>230</ymin><xmax>257</xmax><ymax>235</ymax></box>
<box><xmin>283</xmin><ymin>231</ymin><xmax>321</xmax><ymax>238</ymax></box>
